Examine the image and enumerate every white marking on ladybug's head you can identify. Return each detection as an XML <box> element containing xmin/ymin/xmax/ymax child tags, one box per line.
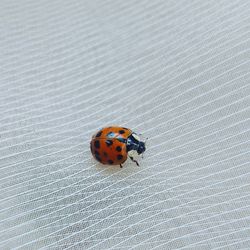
<box><xmin>131</xmin><ymin>133</ymin><xmax>141</xmax><ymax>142</ymax></box>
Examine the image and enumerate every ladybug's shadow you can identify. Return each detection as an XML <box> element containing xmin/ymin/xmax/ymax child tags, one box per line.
<box><xmin>95</xmin><ymin>163</ymin><xmax>123</xmax><ymax>173</ymax></box>
<box><xmin>95</xmin><ymin>162</ymin><xmax>136</xmax><ymax>176</ymax></box>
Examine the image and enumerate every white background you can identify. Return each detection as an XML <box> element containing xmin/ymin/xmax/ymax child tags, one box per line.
<box><xmin>0</xmin><ymin>0</ymin><xmax>250</xmax><ymax>249</ymax></box>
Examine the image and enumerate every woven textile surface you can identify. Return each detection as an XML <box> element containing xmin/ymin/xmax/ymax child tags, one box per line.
<box><xmin>0</xmin><ymin>0</ymin><xmax>250</xmax><ymax>249</ymax></box>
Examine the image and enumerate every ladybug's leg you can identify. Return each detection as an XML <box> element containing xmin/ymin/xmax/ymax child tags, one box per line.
<box><xmin>129</xmin><ymin>156</ymin><xmax>140</xmax><ymax>166</ymax></box>
<box><xmin>120</xmin><ymin>164</ymin><xmax>123</xmax><ymax>168</ymax></box>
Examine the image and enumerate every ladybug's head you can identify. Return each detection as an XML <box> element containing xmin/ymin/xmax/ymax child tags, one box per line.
<box><xmin>127</xmin><ymin>133</ymin><xmax>147</xmax><ymax>159</ymax></box>
<box><xmin>137</xmin><ymin>141</ymin><xmax>146</xmax><ymax>155</ymax></box>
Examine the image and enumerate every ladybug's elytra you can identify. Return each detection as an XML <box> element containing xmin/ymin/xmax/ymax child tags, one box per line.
<box><xmin>90</xmin><ymin>126</ymin><xmax>146</xmax><ymax>168</ymax></box>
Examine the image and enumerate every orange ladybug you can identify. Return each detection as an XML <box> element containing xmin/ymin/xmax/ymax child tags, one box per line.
<box><xmin>90</xmin><ymin>126</ymin><xmax>146</xmax><ymax>168</ymax></box>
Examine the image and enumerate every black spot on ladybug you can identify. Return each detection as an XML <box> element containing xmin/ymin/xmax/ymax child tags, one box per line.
<box><xmin>119</xmin><ymin>130</ymin><xmax>125</xmax><ymax>134</ymax></box>
<box><xmin>105</xmin><ymin>140</ymin><xmax>113</xmax><ymax>146</ymax></box>
<box><xmin>103</xmin><ymin>152</ymin><xmax>108</xmax><ymax>157</ymax></box>
<box><xmin>116</xmin><ymin>146</ymin><xmax>122</xmax><ymax>152</ymax></box>
<box><xmin>94</xmin><ymin>140</ymin><xmax>100</xmax><ymax>149</ymax></box>
<box><xmin>95</xmin><ymin>154</ymin><xmax>102</xmax><ymax>162</ymax></box>
<box><xmin>117</xmin><ymin>154</ymin><xmax>123</xmax><ymax>160</ymax></box>
<box><xmin>96</xmin><ymin>131</ymin><xmax>102</xmax><ymax>137</ymax></box>
<box><xmin>95</xmin><ymin>150</ymin><xmax>99</xmax><ymax>155</ymax></box>
<box><xmin>107</xmin><ymin>132</ymin><xmax>115</xmax><ymax>138</ymax></box>
<box><xmin>108</xmin><ymin>160</ymin><xmax>114</xmax><ymax>164</ymax></box>
<box><xmin>95</xmin><ymin>154</ymin><xmax>100</xmax><ymax>160</ymax></box>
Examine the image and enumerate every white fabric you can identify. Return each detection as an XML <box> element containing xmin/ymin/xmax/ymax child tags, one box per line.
<box><xmin>0</xmin><ymin>0</ymin><xmax>250</xmax><ymax>249</ymax></box>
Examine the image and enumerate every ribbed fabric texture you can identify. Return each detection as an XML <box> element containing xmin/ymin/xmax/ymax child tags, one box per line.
<box><xmin>0</xmin><ymin>0</ymin><xmax>250</xmax><ymax>249</ymax></box>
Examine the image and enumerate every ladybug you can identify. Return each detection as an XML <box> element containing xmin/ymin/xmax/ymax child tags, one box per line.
<box><xmin>90</xmin><ymin>126</ymin><xmax>146</xmax><ymax>168</ymax></box>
